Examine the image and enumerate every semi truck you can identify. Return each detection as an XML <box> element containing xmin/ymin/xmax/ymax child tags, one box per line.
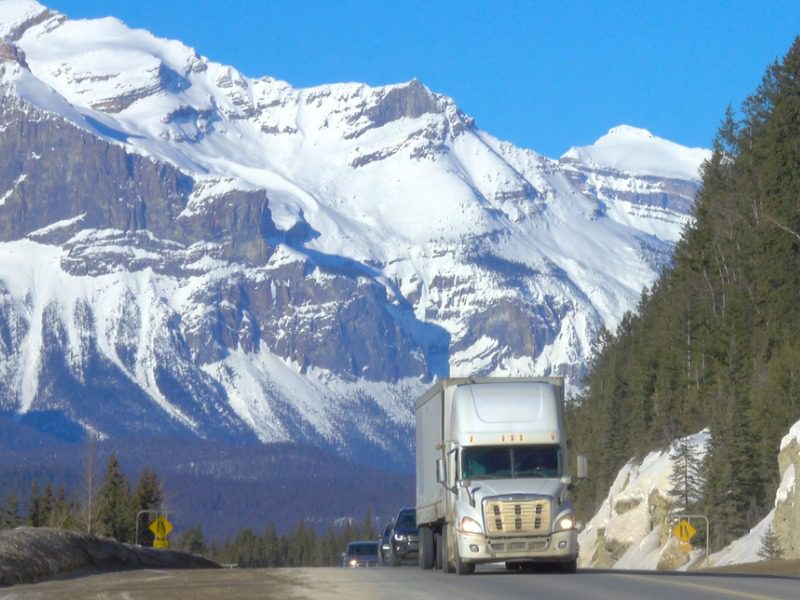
<box><xmin>415</xmin><ymin>377</ymin><xmax>586</xmax><ymax>574</ymax></box>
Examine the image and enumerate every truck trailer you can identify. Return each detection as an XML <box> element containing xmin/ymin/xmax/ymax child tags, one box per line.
<box><xmin>415</xmin><ymin>377</ymin><xmax>586</xmax><ymax>574</ymax></box>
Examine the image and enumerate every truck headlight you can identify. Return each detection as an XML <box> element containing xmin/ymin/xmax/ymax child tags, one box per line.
<box><xmin>394</xmin><ymin>533</ymin><xmax>406</xmax><ymax>541</ymax></box>
<box><xmin>460</xmin><ymin>516</ymin><xmax>483</xmax><ymax>534</ymax></box>
<box><xmin>557</xmin><ymin>515</ymin><xmax>575</xmax><ymax>531</ymax></box>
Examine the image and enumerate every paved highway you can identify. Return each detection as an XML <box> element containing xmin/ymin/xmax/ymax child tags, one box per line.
<box><xmin>1</xmin><ymin>565</ymin><xmax>797</xmax><ymax>599</ymax></box>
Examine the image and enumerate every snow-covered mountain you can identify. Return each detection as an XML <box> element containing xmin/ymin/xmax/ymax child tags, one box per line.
<box><xmin>0</xmin><ymin>1</ymin><xmax>709</xmax><ymax>466</ymax></box>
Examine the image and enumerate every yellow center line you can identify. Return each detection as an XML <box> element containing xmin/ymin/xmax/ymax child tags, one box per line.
<box><xmin>620</xmin><ymin>573</ymin><xmax>782</xmax><ymax>600</ymax></box>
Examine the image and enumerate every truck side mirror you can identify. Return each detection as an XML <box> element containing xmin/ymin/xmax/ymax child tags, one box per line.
<box><xmin>436</xmin><ymin>458</ymin><xmax>446</xmax><ymax>484</ymax></box>
<box><xmin>576</xmin><ymin>455</ymin><xmax>588</xmax><ymax>480</ymax></box>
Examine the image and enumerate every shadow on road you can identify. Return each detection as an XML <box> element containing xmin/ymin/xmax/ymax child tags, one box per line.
<box><xmin>577</xmin><ymin>567</ymin><xmax>800</xmax><ymax>582</ymax></box>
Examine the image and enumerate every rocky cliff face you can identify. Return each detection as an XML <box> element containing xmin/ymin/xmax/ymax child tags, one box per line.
<box><xmin>580</xmin><ymin>423</ymin><xmax>800</xmax><ymax>570</ymax></box>
<box><xmin>578</xmin><ymin>432</ymin><xmax>709</xmax><ymax>570</ymax></box>
<box><xmin>774</xmin><ymin>421</ymin><xmax>800</xmax><ymax>558</ymax></box>
<box><xmin>0</xmin><ymin>2</ymin><xmax>708</xmax><ymax>467</ymax></box>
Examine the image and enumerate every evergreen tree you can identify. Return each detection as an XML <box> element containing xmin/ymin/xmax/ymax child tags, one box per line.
<box><xmin>757</xmin><ymin>526</ymin><xmax>783</xmax><ymax>560</ymax></box>
<box><xmin>668</xmin><ymin>436</ymin><xmax>705</xmax><ymax>515</ymax></box>
<box><xmin>262</xmin><ymin>523</ymin><xmax>280</xmax><ymax>567</ymax></box>
<box><xmin>96</xmin><ymin>454</ymin><xmax>135</xmax><ymax>542</ymax></box>
<box><xmin>45</xmin><ymin>486</ymin><xmax>74</xmax><ymax>528</ymax></box>
<box><xmin>2</xmin><ymin>493</ymin><xmax>22</xmax><ymax>529</ymax></box>
<box><xmin>41</xmin><ymin>484</ymin><xmax>56</xmax><ymax>525</ymax></box>
<box><xmin>361</xmin><ymin>508</ymin><xmax>377</xmax><ymax>541</ymax></box>
<box><xmin>27</xmin><ymin>481</ymin><xmax>45</xmax><ymax>527</ymax></box>
<box><xmin>286</xmin><ymin>520</ymin><xmax>316</xmax><ymax>566</ymax></box>
<box><xmin>231</xmin><ymin>528</ymin><xmax>264</xmax><ymax>567</ymax></box>
<box><xmin>320</xmin><ymin>526</ymin><xmax>340</xmax><ymax>566</ymax></box>
<box><xmin>177</xmin><ymin>525</ymin><xmax>207</xmax><ymax>555</ymax></box>
<box><xmin>134</xmin><ymin>467</ymin><xmax>163</xmax><ymax>546</ymax></box>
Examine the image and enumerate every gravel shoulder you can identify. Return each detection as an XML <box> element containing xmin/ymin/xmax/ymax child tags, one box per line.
<box><xmin>701</xmin><ymin>559</ymin><xmax>800</xmax><ymax>577</ymax></box>
<box><xmin>0</xmin><ymin>527</ymin><xmax>218</xmax><ymax>587</ymax></box>
<box><xmin>0</xmin><ymin>568</ymin><xmax>381</xmax><ymax>600</ymax></box>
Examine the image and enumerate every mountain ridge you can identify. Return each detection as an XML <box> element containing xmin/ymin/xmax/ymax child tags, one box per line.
<box><xmin>0</xmin><ymin>0</ymin><xmax>708</xmax><ymax>468</ymax></box>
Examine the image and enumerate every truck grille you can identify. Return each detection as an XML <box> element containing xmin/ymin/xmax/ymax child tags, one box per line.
<box><xmin>484</xmin><ymin>497</ymin><xmax>551</xmax><ymax>535</ymax></box>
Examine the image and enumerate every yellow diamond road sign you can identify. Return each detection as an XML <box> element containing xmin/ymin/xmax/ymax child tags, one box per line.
<box><xmin>149</xmin><ymin>515</ymin><xmax>173</xmax><ymax>549</ymax></box>
<box><xmin>672</xmin><ymin>519</ymin><xmax>697</xmax><ymax>543</ymax></box>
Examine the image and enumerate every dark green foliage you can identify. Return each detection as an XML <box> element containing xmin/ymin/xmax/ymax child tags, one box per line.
<box><xmin>26</xmin><ymin>481</ymin><xmax>44</xmax><ymax>527</ymax></box>
<box><xmin>569</xmin><ymin>37</ymin><xmax>800</xmax><ymax>549</ymax></box>
<box><xmin>134</xmin><ymin>467</ymin><xmax>164</xmax><ymax>546</ymax></box>
<box><xmin>41</xmin><ymin>484</ymin><xmax>75</xmax><ymax>528</ymax></box>
<box><xmin>176</xmin><ymin>525</ymin><xmax>207</xmax><ymax>555</ymax></box>
<box><xmin>757</xmin><ymin>526</ymin><xmax>783</xmax><ymax>560</ymax></box>
<box><xmin>208</xmin><ymin>513</ymin><xmax>379</xmax><ymax>567</ymax></box>
<box><xmin>668</xmin><ymin>437</ymin><xmax>705</xmax><ymax>515</ymax></box>
<box><xmin>8</xmin><ymin>459</ymin><xmax>166</xmax><ymax>544</ymax></box>
<box><xmin>2</xmin><ymin>493</ymin><xmax>22</xmax><ymax>529</ymax></box>
<box><xmin>361</xmin><ymin>508</ymin><xmax>377</xmax><ymax>541</ymax></box>
<box><xmin>3</xmin><ymin>460</ymin><xmax>370</xmax><ymax>565</ymax></box>
<box><xmin>96</xmin><ymin>454</ymin><xmax>135</xmax><ymax>543</ymax></box>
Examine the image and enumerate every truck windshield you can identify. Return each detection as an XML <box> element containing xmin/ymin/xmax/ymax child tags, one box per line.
<box><xmin>461</xmin><ymin>445</ymin><xmax>561</xmax><ymax>479</ymax></box>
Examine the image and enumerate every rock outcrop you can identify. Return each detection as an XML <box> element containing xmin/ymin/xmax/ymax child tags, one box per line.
<box><xmin>774</xmin><ymin>420</ymin><xmax>800</xmax><ymax>558</ymax></box>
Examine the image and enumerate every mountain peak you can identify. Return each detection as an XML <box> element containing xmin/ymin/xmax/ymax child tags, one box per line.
<box><xmin>0</xmin><ymin>1</ymin><xmax>59</xmax><ymax>42</ymax></box>
<box><xmin>606</xmin><ymin>124</ymin><xmax>655</xmax><ymax>139</ymax></box>
<box><xmin>561</xmin><ymin>124</ymin><xmax>710</xmax><ymax>180</ymax></box>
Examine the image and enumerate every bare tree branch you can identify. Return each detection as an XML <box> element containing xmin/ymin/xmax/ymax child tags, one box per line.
<box><xmin>765</xmin><ymin>213</ymin><xmax>800</xmax><ymax>243</ymax></box>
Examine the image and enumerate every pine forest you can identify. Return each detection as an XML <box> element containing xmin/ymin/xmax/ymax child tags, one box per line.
<box><xmin>568</xmin><ymin>37</ymin><xmax>800</xmax><ymax>550</ymax></box>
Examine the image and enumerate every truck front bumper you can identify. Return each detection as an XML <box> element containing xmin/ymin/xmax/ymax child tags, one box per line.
<box><xmin>456</xmin><ymin>529</ymin><xmax>578</xmax><ymax>564</ymax></box>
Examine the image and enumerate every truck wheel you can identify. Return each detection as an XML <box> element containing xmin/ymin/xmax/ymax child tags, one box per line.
<box><xmin>434</xmin><ymin>532</ymin><xmax>443</xmax><ymax>570</ymax></box>
<box><xmin>453</xmin><ymin>545</ymin><xmax>475</xmax><ymax>575</ymax></box>
<box><xmin>453</xmin><ymin>540</ymin><xmax>475</xmax><ymax>575</ymax></box>
<box><xmin>419</xmin><ymin>526</ymin><xmax>435</xmax><ymax>570</ymax></box>
<box><xmin>557</xmin><ymin>558</ymin><xmax>577</xmax><ymax>573</ymax></box>
<box><xmin>441</xmin><ymin>525</ymin><xmax>454</xmax><ymax>573</ymax></box>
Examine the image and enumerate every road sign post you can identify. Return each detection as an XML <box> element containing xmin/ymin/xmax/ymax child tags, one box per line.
<box><xmin>135</xmin><ymin>509</ymin><xmax>174</xmax><ymax>548</ymax></box>
<box><xmin>672</xmin><ymin>519</ymin><xmax>697</xmax><ymax>544</ymax></box>
<box><xmin>671</xmin><ymin>514</ymin><xmax>709</xmax><ymax>568</ymax></box>
<box><xmin>149</xmin><ymin>514</ymin><xmax>173</xmax><ymax>549</ymax></box>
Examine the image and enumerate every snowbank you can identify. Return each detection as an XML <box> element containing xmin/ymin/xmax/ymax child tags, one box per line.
<box><xmin>0</xmin><ymin>527</ymin><xmax>217</xmax><ymax>587</ymax></box>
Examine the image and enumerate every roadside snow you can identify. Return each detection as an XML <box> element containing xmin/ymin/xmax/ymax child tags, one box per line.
<box><xmin>780</xmin><ymin>419</ymin><xmax>800</xmax><ymax>451</ymax></box>
<box><xmin>578</xmin><ymin>430</ymin><xmax>709</xmax><ymax>569</ymax></box>
<box><xmin>709</xmin><ymin>511</ymin><xmax>774</xmax><ymax>567</ymax></box>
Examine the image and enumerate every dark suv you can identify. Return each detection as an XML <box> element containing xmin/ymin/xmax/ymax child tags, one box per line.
<box><xmin>388</xmin><ymin>507</ymin><xmax>418</xmax><ymax>566</ymax></box>
<box><xmin>378</xmin><ymin>522</ymin><xmax>393</xmax><ymax>565</ymax></box>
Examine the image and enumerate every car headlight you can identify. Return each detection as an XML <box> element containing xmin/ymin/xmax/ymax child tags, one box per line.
<box><xmin>460</xmin><ymin>516</ymin><xmax>483</xmax><ymax>534</ymax></box>
<box><xmin>557</xmin><ymin>515</ymin><xmax>575</xmax><ymax>531</ymax></box>
<box><xmin>394</xmin><ymin>533</ymin><xmax>406</xmax><ymax>541</ymax></box>
<box><xmin>349</xmin><ymin>558</ymin><xmax>358</xmax><ymax>567</ymax></box>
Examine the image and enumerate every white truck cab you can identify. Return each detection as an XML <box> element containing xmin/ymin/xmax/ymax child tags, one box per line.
<box><xmin>415</xmin><ymin>377</ymin><xmax>586</xmax><ymax>574</ymax></box>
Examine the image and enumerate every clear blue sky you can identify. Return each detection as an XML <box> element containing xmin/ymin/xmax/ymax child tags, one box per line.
<box><xmin>48</xmin><ymin>0</ymin><xmax>799</xmax><ymax>157</ymax></box>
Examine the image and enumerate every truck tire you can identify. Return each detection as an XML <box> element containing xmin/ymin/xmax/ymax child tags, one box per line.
<box><xmin>453</xmin><ymin>539</ymin><xmax>475</xmax><ymax>575</ymax></box>
<box><xmin>557</xmin><ymin>558</ymin><xmax>577</xmax><ymax>573</ymax></box>
<box><xmin>434</xmin><ymin>532</ymin><xmax>443</xmax><ymax>570</ymax></box>
<box><xmin>419</xmin><ymin>526</ymin><xmax>435</xmax><ymax>570</ymax></box>
<box><xmin>441</xmin><ymin>525</ymin><xmax>454</xmax><ymax>573</ymax></box>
